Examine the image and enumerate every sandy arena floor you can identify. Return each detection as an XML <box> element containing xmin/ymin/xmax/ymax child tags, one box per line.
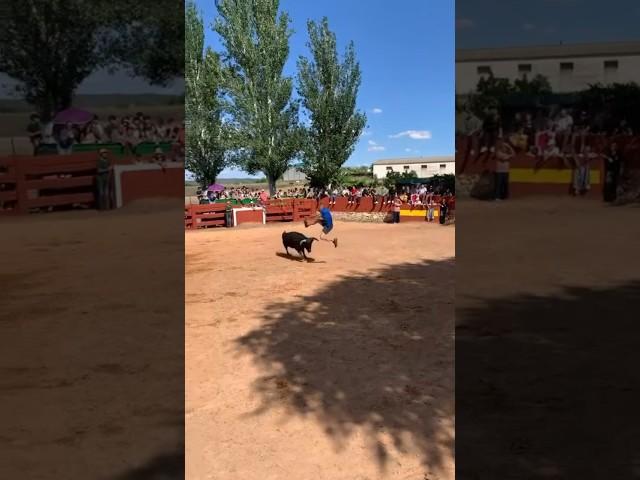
<box><xmin>186</xmin><ymin>221</ymin><xmax>455</xmax><ymax>480</ymax></box>
<box><xmin>456</xmin><ymin>197</ymin><xmax>640</xmax><ymax>479</ymax></box>
<box><xmin>0</xmin><ymin>200</ymin><xmax>185</xmax><ymax>480</ymax></box>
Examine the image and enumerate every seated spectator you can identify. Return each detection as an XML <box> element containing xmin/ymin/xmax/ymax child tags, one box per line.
<box><xmin>57</xmin><ymin>122</ymin><xmax>76</xmax><ymax>154</ymax></box>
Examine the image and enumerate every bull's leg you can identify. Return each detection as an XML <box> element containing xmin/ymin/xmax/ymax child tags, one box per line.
<box><xmin>285</xmin><ymin>246</ymin><xmax>291</xmax><ymax>256</ymax></box>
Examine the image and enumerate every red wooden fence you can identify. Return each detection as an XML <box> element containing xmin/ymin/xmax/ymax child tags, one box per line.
<box><xmin>185</xmin><ymin>196</ymin><xmax>454</xmax><ymax>229</ymax></box>
<box><xmin>0</xmin><ymin>154</ymin><xmax>180</xmax><ymax>215</ymax></box>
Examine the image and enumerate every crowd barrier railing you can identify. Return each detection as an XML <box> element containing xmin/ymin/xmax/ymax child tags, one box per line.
<box><xmin>184</xmin><ymin>196</ymin><xmax>455</xmax><ymax>229</ymax></box>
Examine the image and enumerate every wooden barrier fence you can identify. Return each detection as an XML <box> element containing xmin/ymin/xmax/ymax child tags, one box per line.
<box><xmin>0</xmin><ymin>154</ymin><xmax>101</xmax><ymax>214</ymax></box>
<box><xmin>0</xmin><ymin>154</ymin><xmax>182</xmax><ymax>215</ymax></box>
<box><xmin>187</xmin><ymin>203</ymin><xmax>229</xmax><ymax>229</ymax></box>
<box><xmin>185</xmin><ymin>196</ymin><xmax>455</xmax><ymax>229</ymax></box>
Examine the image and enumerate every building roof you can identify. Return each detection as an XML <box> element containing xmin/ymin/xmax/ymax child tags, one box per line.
<box><xmin>456</xmin><ymin>41</ymin><xmax>640</xmax><ymax>63</ymax></box>
<box><xmin>372</xmin><ymin>156</ymin><xmax>454</xmax><ymax>166</ymax></box>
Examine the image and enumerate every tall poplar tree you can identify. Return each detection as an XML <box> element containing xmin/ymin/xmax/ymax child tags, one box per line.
<box><xmin>185</xmin><ymin>1</ymin><xmax>227</xmax><ymax>188</ymax></box>
<box><xmin>297</xmin><ymin>17</ymin><xmax>366</xmax><ymax>188</ymax></box>
<box><xmin>214</xmin><ymin>0</ymin><xmax>300</xmax><ymax>195</ymax></box>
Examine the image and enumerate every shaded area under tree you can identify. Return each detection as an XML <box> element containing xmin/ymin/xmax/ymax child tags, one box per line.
<box><xmin>457</xmin><ymin>281</ymin><xmax>640</xmax><ymax>479</ymax></box>
<box><xmin>236</xmin><ymin>259</ymin><xmax>454</xmax><ymax>475</ymax></box>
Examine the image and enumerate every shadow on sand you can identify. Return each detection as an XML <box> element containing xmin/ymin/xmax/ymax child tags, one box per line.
<box><xmin>236</xmin><ymin>259</ymin><xmax>454</xmax><ymax>474</ymax></box>
<box><xmin>275</xmin><ymin>252</ymin><xmax>325</xmax><ymax>263</ymax></box>
<box><xmin>111</xmin><ymin>449</ymin><xmax>184</xmax><ymax>479</ymax></box>
<box><xmin>456</xmin><ymin>281</ymin><xmax>640</xmax><ymax>479</ymax></box>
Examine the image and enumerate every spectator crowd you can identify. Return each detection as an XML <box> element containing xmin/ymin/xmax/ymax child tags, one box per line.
<box><xmin>457</xmin><ymin>102</ymin><xmax>633</xmax><ymax>201</ymax></box>
<box><xmin>200</xmin><ymin>183</ymin><xmax>453</xmax><ymax>207</ymax></box>
<box><xmin>27</xmin><ymin>111</ymin><xmax>185</xmax><ymax>157</ymax></box>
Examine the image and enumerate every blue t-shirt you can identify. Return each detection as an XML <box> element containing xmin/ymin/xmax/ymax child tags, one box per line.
<box><xmin>320</xmin><ymin>207</ymin><xmax>333</xmax><ymax>227</ymax></box>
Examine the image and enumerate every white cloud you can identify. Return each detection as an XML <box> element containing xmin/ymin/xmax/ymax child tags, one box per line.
<box><xmin>361</xmin><ymin>130</ymin><xmax>372</xmax><ymax>137</ymax></box>
<box><xmin>368</xmin><ymin>145</ymin><xmax>385</xmax><ymax>152</ymax></box>
<box><xmin>372</xmin><ymin>108</ymin><xmax>383</xmax><ymax>114</ymax></box>
<box><xmin>405</xmin><ymin>148</ymin><xmax>421</xmax><ymax>153</ymax></box>
<box><xmin>389</xmin><ymin>130</ymin><xmax>432</xmax><ymax>140</ymax></box>
<box><xmin>368</xmin><ymin>140</ymin><xmax>377</xmax><ymax>146</ymax></box>
<box><xmin>456</xmin><ymin>18</ymin><xmax>474</xmax><ymax>30</ymax></box>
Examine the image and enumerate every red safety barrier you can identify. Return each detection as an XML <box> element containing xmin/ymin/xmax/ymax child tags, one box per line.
<box><xmin>1</xmin><ymin>153</ymin><xmax>182</xmax><ymax>215</ymax></box>
<box><xmin>184</xmin><ymin>196</ymin><xmax>455</xmax><ymax>229</ymax></box>
<box><xmin>189</xmin><ymin>203</ymin><xmax>228</xmax><ymax>229</ymax></box>
<box><xmin>184</xmin><ymin>205</ymin><xmax>195</xmax><ymax>229</ymax></box>
<box><xmin>263</xmin><ymin>198</ymin><xmax>295</xmax><ymax>222</ymax></box>
<box><xmin>292</xmin><ymin>198</ymin><xmax>317</xmax><ymax>221</ymax></box>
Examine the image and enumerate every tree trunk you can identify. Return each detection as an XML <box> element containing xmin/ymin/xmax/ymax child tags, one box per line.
<box><xmin>268</xmin><ymin>176</ymin><xmax>277</xmax><ymax>196</ymax></box>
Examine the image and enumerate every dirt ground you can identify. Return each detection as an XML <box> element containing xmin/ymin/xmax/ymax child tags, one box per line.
<box><xmin>186</xmin><ymin>221</ymin><xmax>455</xmax><ymax>480</ymax></box>
<box><xmin>0</xmin><ymin>200</ymin><xmax>185</xmax><ymax>480</ymax></box>
<box><xmin>455</xmin><ymin>197</ymin><xmax>640</xmax><ymax>479</ymax></box>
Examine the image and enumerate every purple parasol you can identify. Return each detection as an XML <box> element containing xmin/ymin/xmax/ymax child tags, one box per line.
<box><xmin>207</xmin><ymin>183</ymin><xmax>225</xmax><ymax>192</ymax></box>
<box><xmin>53</xmin><ymin>107</ymin><xmax>94</xmax><ymax>125</ymax></box>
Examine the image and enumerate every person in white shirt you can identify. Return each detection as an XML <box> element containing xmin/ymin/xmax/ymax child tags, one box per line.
<box><xmin>554</xmin><ymin>109</ymin><xmax>573</xmax><ymax>151</ymax></box>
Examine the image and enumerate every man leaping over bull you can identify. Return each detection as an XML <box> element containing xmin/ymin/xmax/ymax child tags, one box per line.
<box><xmin>304</xmin><ymin>206</ymin><xmax>338</xmax><ymax>248</ymax></box>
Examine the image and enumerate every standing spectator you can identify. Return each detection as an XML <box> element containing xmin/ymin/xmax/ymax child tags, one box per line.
<box><xmin>392</xmin><ymin>194</ymin><xmax>402</xmax><ymax>223</ymax></box>
<box><xmin>603</xmin><ymin>142</ymin><xmax>622</xmax><ymax>202</ymax></box>
<box><xmin>26</xmin><ymin>114</ymin><xmax>42</xmax><ymax>154</ymax></box>
<box><xmin>479</xmin><ymin>107</ymin><xmax>501</xmax><ymax>157</ymax></box>
<box><xmin>460</xmin><ymin>105</ymin><xmax>482</xmax><ymax>159</ymax></box>
<box><xmin>439</xmin><ymin>195</ymin><xmax>448</xmax><ymax>225</ymax></box>
<box><xmin>495</xmin><ymin>140</ymin><xmax>514</xmax><ymax>200</ymax></box>
<box><xmin>572</xmin><ymin>145</ymin><xmax>596</xmax><ymax>196</ymax></box>
<box><xmin>95</xmin><ymin>149</ymin><xmax>112</xmax><ymax>210</ymax></box>
<box><xmin>426</xmin><ymin>190</ymin><xmax>435</xmax><ymax>222</ymax></box>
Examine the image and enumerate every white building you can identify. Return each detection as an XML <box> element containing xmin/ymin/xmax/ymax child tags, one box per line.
<box><xmin>281</xmin><ymin>167</ymin><xmax>306</xmax><ymax>182</ymax></box>
<box><xmin>372</xmin><ymin>156</ymin><xmax>455</xmax><ymax>179</ymax></box>
<box><xmin>456</xmin><ymin>41</ymin><xmax>640</xmax><ymax>95</ymax></box>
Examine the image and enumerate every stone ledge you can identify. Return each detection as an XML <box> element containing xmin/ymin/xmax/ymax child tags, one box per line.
<box><xmin>333</xmin><ymin>212</ymin><xmax>386</xmax><ymax>223</ymax></box>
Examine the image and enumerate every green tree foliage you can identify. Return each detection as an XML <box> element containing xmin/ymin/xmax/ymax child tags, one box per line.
<box><xmin>383</xmin><ymin>171</ymin><xmax>417</xmax><ymax>191</ymax></box>
<box><xmin>578</xmin><ymin>82</ymin><xmax>640</xmax><ymax>130</ymax></box>
<box><xmin>185</xmin><ymin>1</ymin><xmax>228</xmax><ymax>188</ymax></box>
<box><xmin>104</xmin><ymin>0</ymin><xmax>184</xmax><ymax>86</ymax></box>
<box><xmin>426</xmin><ymin>174</ymin><xmax>455</xmax><ymax>193</ymax></box>
<box><xmin>466</xmin><ymin>73</ymin><xmax>552</xmax><ymax>118</ymax></box>
<box><xmin>296</xmin><ymin>17</ymin><xmax>366</xmax><ymax>189</ymax></box>
<box><xmin>214</xmin><ymin>0</ymin><xmax>301</xmax><ymax>195</ymax></box>
<box><xmin>0</xmin><ymin>1</ymin><xmax>103</xmax><ymax>120</ymax></box>
<box><xmin>513</xmin><ymin>74</ymin><xmax>552</xmax><ymax>97</ymax></box>
<box><xmin>0</xmin><ymin>0</ymin><xmax>184</xmax><ymax>120</ymax></box>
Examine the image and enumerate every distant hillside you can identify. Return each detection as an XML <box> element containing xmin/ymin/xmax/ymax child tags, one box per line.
<box><xmin>0</xmin><ymin>94</ymin><xmax>183</xmax><ymax>113</ymax></box>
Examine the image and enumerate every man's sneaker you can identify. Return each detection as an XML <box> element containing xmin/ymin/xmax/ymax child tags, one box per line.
<box><xmin>333</xmin><ymin>238</ymin><xmax>338</xmax><ymax>248</ymax></box>
<box><xmin>304</xmin><ymin>219</ymin><xmax>309</xmax><ymax>227</ymax></box>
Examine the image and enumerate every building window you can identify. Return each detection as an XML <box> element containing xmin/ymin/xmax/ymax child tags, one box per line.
<box><xmin>386</xmin><ymin>166</ymin><xmax>393</xmax><ymax>172</ymax></box>
<box><xmin>403</xmin><ymin>165</ymin><xmax>410</xmax><ymax>171</ymax></box>
<box><xmin>518</xmin><ymin>63</ymin><xmax>532</xmax><ymax>73</ymax></box>
<box><xmin>439</xmin><ymin>164</ymin><xmax>447</xmax><ymax>170</ymax></box>
<box><xmin>477</xmin><ymin>65</ymin><xmax>492</xmax><ymax>75</ymax></box>
<box><xmin>421</xmin><ymin>165</ymin><xmax>428</xmax><ymax>169</ymax></box>
<box><xmin>604</xmin><ymin>60</ymin><xmax>619</xmax><ymax>71</ymax></box>
<box><xmin>560</xmin><ymin>62</ymin><xmax>574</xmax><ymax>73</ymax></box>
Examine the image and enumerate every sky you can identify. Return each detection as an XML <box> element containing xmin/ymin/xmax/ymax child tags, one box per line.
<box><xmin>457</xmin><ymin>0</ymin><xmax>640</xmax><ymax>49</ymax></box>
<box><xmin>195</xmin><ymin>0</ymin><xmax>454</xmax><ymax>178</ymax></box>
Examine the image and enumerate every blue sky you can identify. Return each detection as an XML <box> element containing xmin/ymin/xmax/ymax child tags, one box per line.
<box><xmin>195</xmin><ymin>0</ymin><xmax>454</xmax><ymax>178</ymax></box>
<box><xmin>457</xmin><ymin>0</ymin><xmax>640</xmax><ymax>48</ymax></box>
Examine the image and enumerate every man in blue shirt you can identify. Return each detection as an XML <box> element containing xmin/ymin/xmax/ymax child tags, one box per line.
<box><xmin>304</xmin><ymin>206</ymin><xmax>338</xmax><ymax>248</ymax></box>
